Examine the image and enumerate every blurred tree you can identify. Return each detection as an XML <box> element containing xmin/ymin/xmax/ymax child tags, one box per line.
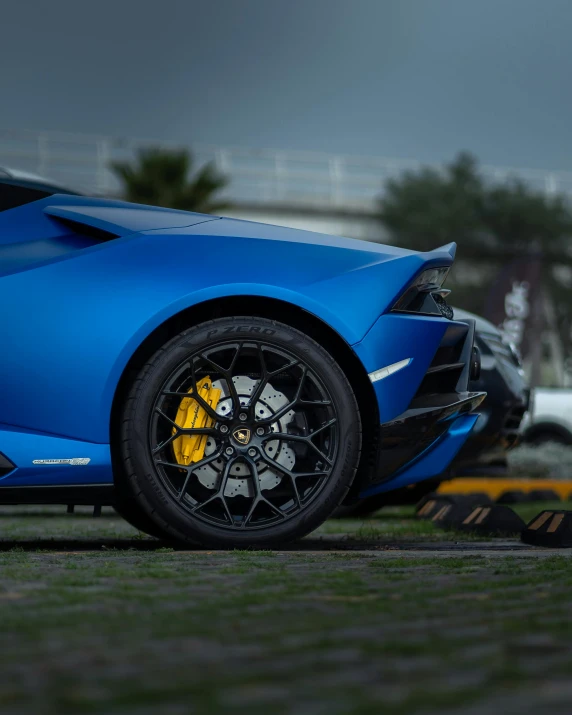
<box><xmin>378</xmin><ymin>152</ymin><xmax>572</xmax><ymax>375</ymax></box>
<box><xmin>480</xmin><ymin>179</ymin><xmax>572</xmax><ymax>262</ymax></box>
<box><xmin>380</xmin><ymin>153</ymin><xmax>486</xmax><ymax>255</ymax></box>
<box><xmin>380</xmin><ymin>152</ymin><xmax>572</xmax><ymax>262</ymax></box>
<box><xmin>111</xmin><ymin>148</ymin><xmax>229</xmax><ymax>214</ymax></box>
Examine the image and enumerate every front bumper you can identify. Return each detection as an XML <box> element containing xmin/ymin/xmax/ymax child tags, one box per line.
<box><xmin>353</xmin><ymin>313</ymin><xmax>485</xmax><ymax>497</ymax></box>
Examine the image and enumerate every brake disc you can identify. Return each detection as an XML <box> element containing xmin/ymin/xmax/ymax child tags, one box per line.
<box><xmin>195</xmin><ymin>376</ymin><xmax>296</xmax><ymax>498</ymax></box>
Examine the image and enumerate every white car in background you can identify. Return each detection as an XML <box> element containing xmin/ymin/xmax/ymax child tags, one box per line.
<box><xmin>523</xmin><ymin>388</ymin><xmax>572</xmax><ymax>445</ymax></box>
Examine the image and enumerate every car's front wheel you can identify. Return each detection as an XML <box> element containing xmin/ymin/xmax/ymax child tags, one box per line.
<box><xmin>118</xmin><ymin>316</ymin><xmax>361</xmax><ymax>548</ymax></box>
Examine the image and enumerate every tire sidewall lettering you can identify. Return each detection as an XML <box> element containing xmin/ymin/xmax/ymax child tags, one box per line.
<box><xmin>206</xmin><ymin>326</ymin><xmax>276</xmax><ymax>339</ymax></box>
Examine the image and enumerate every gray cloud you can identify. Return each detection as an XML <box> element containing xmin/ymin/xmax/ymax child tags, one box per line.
<box><xmin>1</xmin><ymin>0</ymin><xmax>571</xmax><ymax>169</ymax></box>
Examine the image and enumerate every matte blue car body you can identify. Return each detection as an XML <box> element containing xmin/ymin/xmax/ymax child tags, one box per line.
<box><xmin>0</xmin><ymin>195</ymin><xmax>473</xmax><ymax>492</ymax></box>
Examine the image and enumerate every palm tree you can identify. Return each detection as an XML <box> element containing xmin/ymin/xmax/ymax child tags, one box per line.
<box><xmin>111</xmin><ymin>147</ymin><xmax>229</xmax><ymax>213</ymax></box>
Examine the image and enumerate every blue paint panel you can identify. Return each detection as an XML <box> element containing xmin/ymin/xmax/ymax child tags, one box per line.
<box><xmin>359</xmin><ymin>414</ymin><xmax>479</xmax><ymax>497</ymax></box>
<box><xmin>0</xmin><ymin>236</ymin><xmax>95</xmax><ymax>277</ymax></box>
<box><xmin>353</xmin><ymin>313</ymin><xmax>450</xmax><ymax>423</ymax></box>
<box><xmin>0</xmin><ymin>199</ymin><xmax>456</xmax><ymax>445</ymax></box>
<box><xmin>0</xmin><ymin>194</ymin><xmax>216</xmax><ymax>246</ymax></box>
<box><xmin>0</xmin><ymin>195</ymin><xmax>465</xmax><ymax>488</ymax></box>
<box><xmin>0</xmin><ymin>424</ymin><xmax>112</xmax><ymax>486</ymax></box>
<box><xmin>44</xmin><ymin>203</ymin><xmax>218</xmax><ymax>236</ymax></box>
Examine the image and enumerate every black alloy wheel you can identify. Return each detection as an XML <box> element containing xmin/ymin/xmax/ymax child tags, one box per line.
<box><xmin>118</xmin><ymin>316</ymin><xmax>361</xmax><ymax>548</ymax></box>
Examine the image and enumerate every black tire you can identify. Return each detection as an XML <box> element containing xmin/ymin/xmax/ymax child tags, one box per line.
<box><xmin>118</xmin><ymin>316</ymin><xmax>362</xmax><ymax>548</ymax></box>
<box><xmin>526</xmin><ymin>430</ymin><xmax>572</xmax><ymax>446</ymax></box>
<box><xmin>113</xmin><ymin>481</ymin><xmax>172</xmax><ymax>540</ymax></box>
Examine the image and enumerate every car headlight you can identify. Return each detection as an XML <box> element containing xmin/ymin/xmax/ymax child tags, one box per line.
<box><xmin>392</xmin><ymin>267</ymin><xmax>453</xmax><ymax>318</ymax></box>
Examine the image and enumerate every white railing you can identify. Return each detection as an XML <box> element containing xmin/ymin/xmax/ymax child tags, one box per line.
<box><xmin>2</xmin><ymin>128</ymin><xmax>572</xmax><ymax>212</ymax></box>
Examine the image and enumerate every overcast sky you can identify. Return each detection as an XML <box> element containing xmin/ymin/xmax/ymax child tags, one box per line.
<box><xmin>2</xmin><ymin>0</ymin><xmax>572</xmax><ymax>170</ymax></box>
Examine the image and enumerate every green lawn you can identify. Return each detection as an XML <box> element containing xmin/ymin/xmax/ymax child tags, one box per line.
<box><xmin>0</xmin><ymin>505</ymin><xmax>571</xmax><ymax>714</ymax></box>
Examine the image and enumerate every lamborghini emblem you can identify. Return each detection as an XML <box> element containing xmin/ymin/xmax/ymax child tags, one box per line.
<box><xmin>233</xmin><ymin>428</ymin><xmax>251</xmax><ymax>445</ymax></box>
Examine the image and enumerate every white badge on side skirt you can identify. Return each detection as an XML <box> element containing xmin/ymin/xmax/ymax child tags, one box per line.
<box><xmin>32</xmin><ymin>458</ymin><xmax>91</xmax><ymax>466</ymax></box>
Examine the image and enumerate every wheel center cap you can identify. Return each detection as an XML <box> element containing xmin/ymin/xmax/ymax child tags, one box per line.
<box><xmin>232</xmin><ymin>427</ymin><xmax>252</xmax><ymax>446</ymax></box>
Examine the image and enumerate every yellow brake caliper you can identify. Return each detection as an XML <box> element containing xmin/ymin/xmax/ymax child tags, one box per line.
<box><xmin>172</xmin><ymin>376</ymin><xmax>222</xmax><ymax>466</ymax></box>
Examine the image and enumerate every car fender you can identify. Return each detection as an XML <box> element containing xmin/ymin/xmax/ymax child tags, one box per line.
<box><xmin>0</xmin><ymin>200</ymin><xmax>456</xmax><ymax>444</ymax></box>
<box><xmin>101</xmin><ymin>281</ymin><xmax>358</xmax><ymax>428</ymax></box>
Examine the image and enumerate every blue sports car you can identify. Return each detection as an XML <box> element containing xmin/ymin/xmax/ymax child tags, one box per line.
<box><xmin>0</xmin><ymin>187</ymin><xmax>484</xmax><ymax>547</ymax></box>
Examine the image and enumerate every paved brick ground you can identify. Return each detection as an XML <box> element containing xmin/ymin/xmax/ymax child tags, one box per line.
<box><xmin>0</xmin><ymin>505</ymin><xmax>570</xmax><ymax>714</ymax></box>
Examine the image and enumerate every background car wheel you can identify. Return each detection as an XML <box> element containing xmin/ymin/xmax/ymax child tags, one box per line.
<box><xmin>118</xmin><ymin>316</ymin><xmax>362</xmax><ymax>548</ymax></box>
<box><xmin>525</xmin><ymin>428</ymin><xmax>572</xmax><ymax>446</ymax></box>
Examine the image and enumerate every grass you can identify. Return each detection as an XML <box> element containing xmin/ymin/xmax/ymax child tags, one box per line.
<box><xmin>511</xmin><ymin>500</ymin><xmax>568</xmax><ymax>523</ymax></box>
<box><xmin>0</xmin><ymin>504</ymin><xmax>571</xmax><ymax>713</ymax></box>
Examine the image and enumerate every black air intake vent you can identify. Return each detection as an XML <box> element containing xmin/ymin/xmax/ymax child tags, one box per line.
<box><xmin>49</xmin><ymin>216</ymin><xmax>121</xmax><ymax>242</ymax></box>
<box><xmin>414</xmin><ymin>322</ymin><xmax>469</xmax><ymax>398</ymax></box>
<box><xmin>0</xmin><ymin>452</ymin><xmax>15</xmax><ymax>477</ymax></box>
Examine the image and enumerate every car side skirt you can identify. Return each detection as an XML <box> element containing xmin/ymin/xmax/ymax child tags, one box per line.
<box><xmin>0</xmin><ymin>424</ymin><xmax>112</xmax><ymax>486</ymax></box>
<box><xmin>0</xmin><ymin>484</ymin><xmax>115</xmax><ymax>505</ymax></box>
